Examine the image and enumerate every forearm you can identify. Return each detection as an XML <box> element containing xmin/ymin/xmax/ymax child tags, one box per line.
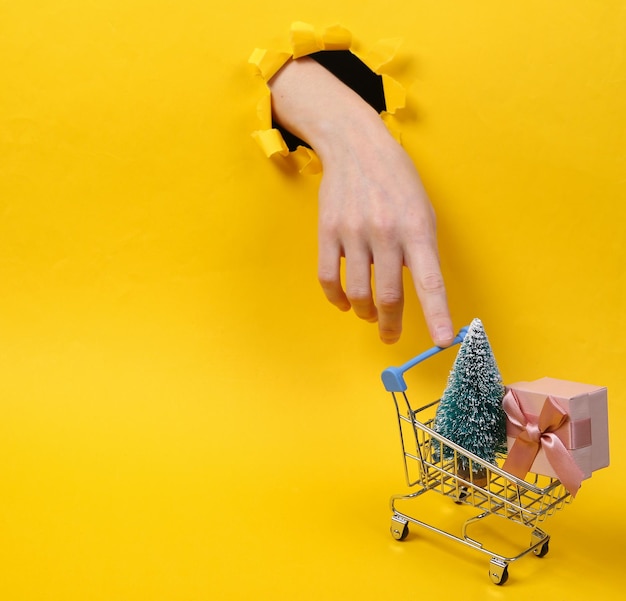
<box><xmin>269</xmin><ymin>57</ymin><xmax>390</xmax><ymax>165</ymax></box>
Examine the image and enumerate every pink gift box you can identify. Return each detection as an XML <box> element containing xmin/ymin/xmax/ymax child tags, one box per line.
<box><xmin>504</xmin><ymin>377</ymin><xmax>609</xmax><ymax>481</ymax></box>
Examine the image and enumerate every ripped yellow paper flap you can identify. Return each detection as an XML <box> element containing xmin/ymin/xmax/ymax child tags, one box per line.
<box><xmin>361</xmin><ymin>37</ymin><xmax>403</xmax><ymax>72</ymax></box>
<box><xmin>320</xmin><ymin>24</ymin><xmax>352</xmax><ymax>50</ymax></box>
<box><xmin>381</xmin><ymin>74</ymin><xmax>406</xmax><ymax>114</ymax></box>
<box><xmin>251</xmin><ymin>129</ymin><xmax>289</xmax><ymax>158</ymax></box>
<box><xmin>290</xmin><ymin>21</ymin><xmax>323</xmax><ymax>59</ymax></box>
<box><xmin>250</xmin><ymin>22</ymin><xmax>407</xmax><ymax>175</ymax></box>
<box><xmin>254</xmin><ymin>87</ymin><xmax>273</xmax><ymax>130</ymax></box>
<box><xmin>248</xmin><ymin>48</ymin><xmax>292</xmax><ymax>81</ymax></box>
<box><xmin>291</xmin><ymin>146</ymin><xmax>322</xmax><ymax>175</ymax></box>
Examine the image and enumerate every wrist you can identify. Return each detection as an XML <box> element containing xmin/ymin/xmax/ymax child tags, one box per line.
<box><xmin>305</xmin><ymin>98</ymin><xmax>388</xmax><ymax>165</ymax></box>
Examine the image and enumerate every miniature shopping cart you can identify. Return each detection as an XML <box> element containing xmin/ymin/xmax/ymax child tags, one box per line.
<box><xmin>381</xmin><ymin>326</ymin><xmax>574</xmax><ymax>585</ymax></box>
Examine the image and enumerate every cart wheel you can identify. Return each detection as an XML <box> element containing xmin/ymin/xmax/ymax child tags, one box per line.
<box><xmin>488</xmin><ymin>560</ymin><xmax>509</xmax><ymax>585</ymax></box>
<box><xmin>530</xmin><ymin>530</ymin><xmax>550</xmax><ymax>558</ymax></box>
<box><xmin>390</xmin><ymin>522</ymin><xmax>409</xmax><ymax>541</ymax></box>
<box><xmin>533</xmin><ymin>540</ymin><xmax>550</xmax><ymax>558</ymax></box>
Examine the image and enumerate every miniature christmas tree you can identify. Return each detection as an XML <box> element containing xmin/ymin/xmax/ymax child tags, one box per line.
<box><xmin>432</xmin><ymin>318</ymin><xmax>507</xmax><ymax>483</ymax></box>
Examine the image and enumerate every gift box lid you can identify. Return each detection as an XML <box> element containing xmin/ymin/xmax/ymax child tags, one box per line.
<box><xmin>506</xmin><ymin>377</ymin><xmax>606</xmax><ymax>420</ymax></box>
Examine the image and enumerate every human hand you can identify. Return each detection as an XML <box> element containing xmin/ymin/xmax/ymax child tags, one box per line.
<box><xmin>269</xmin><ymin>57</ymin><xmax>454</xmax><ymax>346</ymax></box>
<box><xmin>315</xmin><ymin>122</ymin><xmax>454</xmax><ymax>345</ymax></box>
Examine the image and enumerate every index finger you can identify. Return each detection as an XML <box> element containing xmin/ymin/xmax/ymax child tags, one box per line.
<box><xmin>405</xmin><ymin>242</ymin><xmax>454</xmax><ymax>347</ymax></box>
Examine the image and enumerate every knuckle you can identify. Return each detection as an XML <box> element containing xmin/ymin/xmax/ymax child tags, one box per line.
<box><xmin>342</xmin><ymin>221</ymin><xmax>367</xmax><ymax>242</ymax></box>
<box><xmin>318</xmin><ymin>269</ymin><xmax>339</xmax><ymax>289</ymax></box>
<box><xmin>419</xmin><ymin>271</ymin><xmax>446</xmax><ymax>293</ymax></box>
<box><xmin>371</xmin><ymin>214</ymin><xmax>398</xmax><ymax>245</ymax></box>
<box><xmin>320</xmin><ymin>212</ymin><xmax>361</xmax><ymax>235</ymax></box>
<box><xmin>346</xmin><ymin>286</ymin><xmax>372</xmax><ymax>304</ymax></box>
<box><xmin>377</xmin><ymin>289</ymin><xmax>403</xmax><ymax>311</ymax></box>
<box><xmin>319</xmin><ymin>217</ymin><xmax>342</xmax><ymax>238</ymax></box>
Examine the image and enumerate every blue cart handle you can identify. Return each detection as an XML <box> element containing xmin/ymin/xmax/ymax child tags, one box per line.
<box><xmin>381</xmin><ymin>325</ymin><xmax>470</xmax><ymax>392</ymax></box>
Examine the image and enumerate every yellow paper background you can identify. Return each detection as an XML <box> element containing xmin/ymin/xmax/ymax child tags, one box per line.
<box><xmin>1</xmin><ymin>1</ymin><xmax>624</xmax><ymax>598</ymax></box>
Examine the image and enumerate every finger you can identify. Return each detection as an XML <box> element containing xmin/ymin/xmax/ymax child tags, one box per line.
<box><xmin>373</xmin><ymin>255</ymin><xmax>404</xmax><ymax>344</ymax></box>
<box><xmin>318</xmin><ymin>240</ymin><xmax>351</xmax><ymax>312</ymax></box>
<box><xmin>405</xmin><ymin>242</ymin><xmax>454</xmax><ymax>347</ymax></box>
<box><xmin>344</xmin><ymin>245</ymin><xmax>378</xmax><ymax>323</ymax></box>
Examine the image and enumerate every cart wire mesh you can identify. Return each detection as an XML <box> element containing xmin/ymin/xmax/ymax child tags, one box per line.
<box><xmin>382</xmin><ymin>327</ymin><xmax>575</xmax><ymax>584</ymax></box>
<box><xmin>392</xmin><ymin>392</ymin><xmax>573</xmax><ymax>528</ymax></box>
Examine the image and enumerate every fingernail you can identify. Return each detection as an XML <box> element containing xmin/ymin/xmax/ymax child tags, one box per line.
<box><xmin>435</xmin><ymin>325</ymin><xmax>454</xmax><ymax>345</ymax></box>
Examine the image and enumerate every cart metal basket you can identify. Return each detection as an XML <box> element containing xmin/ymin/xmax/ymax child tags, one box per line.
<box><xmin>381</xmin><ymin>326</ymin><xmax>574</xmax><ymax>585</ymax></box>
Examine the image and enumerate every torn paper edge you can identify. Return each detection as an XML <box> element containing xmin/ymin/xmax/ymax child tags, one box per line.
<box><xmin>249</xmin><ymin>22</ymin><xmax>406</xmax><ymax>174</ymax></box>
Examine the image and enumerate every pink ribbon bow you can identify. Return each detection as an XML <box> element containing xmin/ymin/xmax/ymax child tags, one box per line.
<box><xmin>502</xmin><ymin>390</ymin><xmax>585</xmax><ymax>496</ymax></box>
